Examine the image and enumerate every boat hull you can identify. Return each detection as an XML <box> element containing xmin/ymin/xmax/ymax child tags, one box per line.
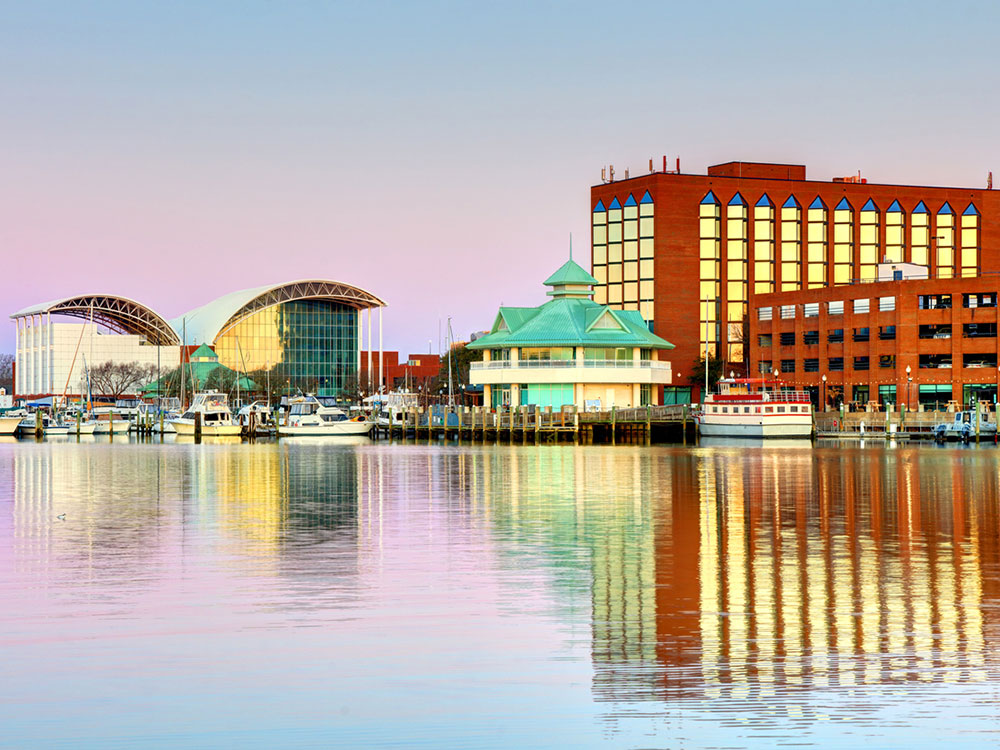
<box><xmin>278</xmin><ymin>421</ymin><xmax>372</xmax><ymax>437</ymax></box>
<box><xmin>91</xmin><ymin>420</ymin><xmax>131</xmax><ymax>434</ymax></box>
<box><xmin>699</xmin><ymin>418</ymin><xmax>813</xmax><ymax>439</ymax></box>
<box><xmin>0</xmin><ymin>416</ymin><xmax>22</xmax><ymax>436</ymax></box>
<box><xmin>171</xmin><ymin>419</ymin><xmax>242</xmax><ymax>437</ymax></box>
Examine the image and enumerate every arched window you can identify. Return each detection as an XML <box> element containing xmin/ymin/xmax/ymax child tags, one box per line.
<box><xmin>727</xmin><ymin>193</ymin><xmax>748</xmax><ymax>362</ymax></box>
<box><xmin>961</xmin><ymin>203</ymin><xmax>979</xmax><ymax>278</ymax></box>
<box><xmin>936</xmin><ymin>202</ymin><xmax>955</xmax><ymax>279</ymax></box>
<box><xmin>699</xmin><ymin>192</ymin><xmax>721</xmax><ymax>358</ymax></box>
<box><xmin>806</xmin><ymin>197</ymin><xmax>828</xmax><ymax>288</ymax></box>
<box><xmin>911</xmin><ymin>201</ymin><xmax>930</xmax><ymax>266</ymax></box>
<box><xmin>592</xmin><ymin>200</ymin><xmax>608</xmax><ymax>303</ymax></box>
<box><xmin>753</xmin><ymin>194</ymin><xmax>775</xmax><ymax>294</ymax></box>
<box><xmin>639</xmin><ymin>191</ymin><xmax>654</xmax><ymax>321</ymax></box>
<box><xmin>859</xmin><ymin>199</ymin><xmax>880</xmax><ymax>281</ymax></box>
<box><xmin>833</xmin><ymin>198</ymin><xmax>853</xmax><ymax>285</ymax></box>
<box><xmin>885</xmin><ymin>200</ymin><xmax>904</xmax><ymax>264</ymax></box>
<box><xmin>780</xmin><ymin>196</ymin><xmax>801</xmax><ymax>291</ymax></box>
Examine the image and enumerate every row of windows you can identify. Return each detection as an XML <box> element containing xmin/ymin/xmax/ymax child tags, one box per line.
<box><xmin>757</xmin><ymin>292</ymin><xmax>1000</xmax><ymax>321</ymax></box>
<box><xmin>760</xmin><ymin>356</ymin><xmax>897</xmax><ymax>373</ymax></box>
<box><xmin>593</xmin><ymin>192</ymin><xmax>655</xmax><ymax>321</ymax></box>
<box><xmin>760</xmin><ymin>326</ymin><xmax>900</xmax><ymax>346</ymax></box>
<box><xmin>705</xmin><ymin>404</ymin><xmax>810</xmax><ymax>414</ymax></box>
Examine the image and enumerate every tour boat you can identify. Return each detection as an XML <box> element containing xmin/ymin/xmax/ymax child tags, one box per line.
<box><xmin>699</xmin><ymin>378</ymin><xmax>813</xmax><ymax>439</ymax></box>
<box><xmin>278</xmin><ymin>395</ymin><xmax>372</xmax><ymax>437</ymax></box>
<box><xmin>170</xmin><ymin>392</ymin><xmax>243</xmax><ymax>437</ymax></box>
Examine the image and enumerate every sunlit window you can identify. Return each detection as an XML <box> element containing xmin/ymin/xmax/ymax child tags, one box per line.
<box><xmin>911</xmin><ymin>201</ymin><xmax>930</xmax><ymax>266</ymax></box>
<box><xmin>780</xmin><ymin>196</ymin><xmax>801</xmax><ymax>291</ymax></box>
<box><xmin>699</xmin><ymin>191</ymin><xmax>721</xmax><ymax>358</ymax></box>
<box><xmin>806</xmin><ymin>197</ymin><xmax>827</xmax><ymax>289</ymax></box>
<box><xmin>833</xmin><ymin>198</ymin><xmax>853</xmax><ymax>285</ymax></box>
<box><xmin>859</xmin><ymin>199</ymin><xmax>879</xmax><ymax>281</ymax></box>
<box><xmin>753</xmin><ymin>194</ymin><xmax>775</xmax><ymax>294</ymax></box>
<box><xmin>593</xmin><ymin>199</ymin><xmax>608</xmax><ymax>304</ymax></box>
<box><xmin>936</xmin><ymin>202</ymin><xmax>954</xmax><ymax>279</ymax></box>
<box><xmin>885</xmin><ymin>200</ymin><xmax>904</xmax><ymax>263</ymax></box>
<box><xmin>726</xmin><ymin>193</ymin><xmax>748</xmax><ymax>361</ymax></box>
<box><xmin>961</xmin><ymin>203</ymin><xmax>979</xmax><ymax>278</ymax></box>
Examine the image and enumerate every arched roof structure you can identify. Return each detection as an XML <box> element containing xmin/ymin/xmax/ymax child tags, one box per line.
<box><xmin>171</xmin><ymin>279</ymin><xmax>386</xmax><ymax>345</ymax></box>
<box><xmin>10</xmin><ymin>295</ymin><xmax>180</xmax><ymax>346</ymax></box>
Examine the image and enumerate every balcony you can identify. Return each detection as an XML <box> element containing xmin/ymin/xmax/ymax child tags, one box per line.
<box><xmin>470</xmin><ymin>358</ymin><xmax>673</xmax><ymax>385</ymax></box>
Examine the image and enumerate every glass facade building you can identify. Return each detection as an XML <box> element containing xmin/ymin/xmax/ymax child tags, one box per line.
<box><xmin>214</xmin><ymin>299</ymin><xmax>359</xmax><ymax>395</ymax></box>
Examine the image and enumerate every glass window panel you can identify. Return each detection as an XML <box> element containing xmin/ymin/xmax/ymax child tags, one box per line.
<box><xmin>639</xmin><ymin>202</ymin><xmax>654</xmax><ymax>217</ymax></box>
<box><xmin>608</xmin><ymin>209</ymin><xmax>621</xmax><ymax>222</ymax></box>
<box><xmin>624</xmin><ymin>261</ymin><xmax>638</xmax><ymax>281</ymax></box>
<box><xmin>639</xmin><ymin>301</ymin><xmax>654</xmax><ymax>319</ymax></box>
<box><xmin>639</xmin><ymin>238</ymin><xmax>654</xmax><ymax>258</ymax></box>
<box><xmin>624</xmin><ymin>282</ymin><xmax>638</xmax><ymax>301</ymax></box>
<box><xmin>608</xmin><ymin>284</ymin><xmax>622</xmax><ymax>304</ymax></box>
<box><xmin>608</xmin><ymin>223</ymin><xmax>622</xmax><ymax>243</ymax></box>
<box><xmin>608</xmin><ymin>264</ymin><xmax>623</xmax><ymax>283</ymax></box>
<box><xmin>639</xmin><ymin>217</ymin><xmax>654</xmax><ymax>236</ymax></box>
<box><xmin>593</xmin><ymin>265</ymin><xmax>607</xmax><ymax>284</ymax></box>
<box><xmin>639</xmin><ymin>280</ymin><xmax>653</xmax><ymax>299</ymax></box>
<box><xmin>639</xmin><ymin>259</ymin><xmax>654</xmax><ymax>278</ymax></box>
<box><xmin>592</xmin><ymin>225</ymin><xmax>607</xmax><ymax>245</ymax></box>
<box><xmin>593</xmin><ymin>245</ymin><xmax>606</xmax><ymax>264</ymax></box>
<box><xmin>624</xmin><ymin>205</ymin><xmax>638</xmax><ymax>220</ymax></box>
<box><xmin>623</xmin><ymin>221</ymin><xmax>638</xmax><ymax>240</ymax></box>
<box><xmin>593</xmin><ymin>211</ymin><xmax>606</xmax><ymax>226</ymax></box>
<box><xmin>624</xmin><ymin>240</ymin><xmax>638</xmax><ymax>261</ymax></box>
<box><xmin>608</xmin><ymin>243</ymin><xmax>622</xmax><ymax>263</ymax></box>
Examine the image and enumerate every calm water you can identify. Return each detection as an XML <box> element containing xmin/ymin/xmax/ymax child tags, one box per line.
<box><xmin>2</xmin><ymin>437</ymin><xmax>1000</xmax><ymax>749</ymax></box>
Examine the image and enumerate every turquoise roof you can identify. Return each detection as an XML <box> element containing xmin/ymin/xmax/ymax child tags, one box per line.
<box><xmin>543</xmin><ymin>259</ymin><xmax>598</xmax><ymax>287</ymax></box>
<box><xmin>469</xmin><ymin>298</ymin><xmax>673</xmax><ymax>350</ymax></box>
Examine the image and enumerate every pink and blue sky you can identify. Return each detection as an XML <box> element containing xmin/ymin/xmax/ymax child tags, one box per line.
<box><xmin>2</xmin><ymin>0</ymin><xmax>999</xmax><ymax>355</ymax></box>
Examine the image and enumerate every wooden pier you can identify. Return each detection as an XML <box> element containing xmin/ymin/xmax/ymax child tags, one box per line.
<box><xmin>377</xmin><ymin>404</ymin><xmax>697</xmax><ymax>444</ymax></box>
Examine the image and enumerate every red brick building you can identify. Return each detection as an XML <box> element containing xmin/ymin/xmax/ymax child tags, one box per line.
<box><xmin>590</xmin><ymin>161</ymin><xmax>999</xmax><ymax>400</ymax></box>
<box><xmin>359</xmin><ymin>350</ymin><xmax>441</xmax><ymax>392</ymax></box>
<box><xmin>749</xmin><ymin>276</ymin><xmax>1000</xmax><ymax>409</ymax></box>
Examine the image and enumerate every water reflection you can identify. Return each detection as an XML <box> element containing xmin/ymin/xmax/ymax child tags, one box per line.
<box><xmin>3</xmin><ymin>442</ymin><xmax>1000</xmax><ymax>747</ymax></box>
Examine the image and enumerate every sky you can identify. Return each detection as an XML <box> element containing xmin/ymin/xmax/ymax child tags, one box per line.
<box><xmin>2</xmin><ymin>0</ymin><xmax>1000</xmax><ymax>355</ymax></box>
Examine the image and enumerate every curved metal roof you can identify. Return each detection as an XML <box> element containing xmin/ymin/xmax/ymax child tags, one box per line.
<box><xmin>10</xmin><ymin>294</ymin><xmax>180</xmax><ymax>346</ymax></box>
<box><xmin>171</xmin><ymin>279</ymin><xmax>386</xmax><ymax>345</ymax></box>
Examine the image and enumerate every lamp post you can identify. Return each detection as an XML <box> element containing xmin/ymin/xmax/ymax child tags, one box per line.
<box><xmin>905</xmin><ymin>365</ymin><xmax>912</xmax><ymax>412</ymax></box>
<box><xmin>821</xmin><ymin>374</ymin><xmax>827</xmax><ymax>411</ymax></box>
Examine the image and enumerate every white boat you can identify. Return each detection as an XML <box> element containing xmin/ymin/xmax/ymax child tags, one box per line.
<box><xmin>365</xmin><ymin>391</ymin><xmax>420</xmax><ymax>428</ymax></box>
<box><xmin>237</xmin><ymin>400</ymin><xmax>274</xmax><ymax>436</ymax></box>
<box><xmin>138</xmin><ymin>400</ymin><xmax>181</xmax><ymax>433</ymax></box>
<box><xmin>933</xmin><ymin>409</ymin><xmax>997</xmax><ymax>441</ymax></box>
<box><xmin>278</xmin><ymin>395</ymin><xmax>372</xmax><ymax>437</ymax></box>
<box><xmin>170</xmin><ymin>392</ymin><xmax>243</xmax><ymax>437</ymax></box>
<box><xmin>90</xmin><ymin>417</ymin><xmax>131</xmax><ymax>434</ymax></box>
<box><xmin>18</xmin><ymin>413</ymin><xmax>72</xmax><ymax>436</ymax></box>
<box><xmin>0</xmin><ymin>415</ymin><xmax>22</xmax><ymax>436</ymax></box>
<box><xmin>698</xmin><ymin>378</ymin><xmax>813</xmax><ymax>439</ymax></box>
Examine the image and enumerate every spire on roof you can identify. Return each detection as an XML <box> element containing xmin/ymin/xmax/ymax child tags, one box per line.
<box><xmin>544</xmin><ymin>258</ymin><xmax>597</xmax><ymax>299</ymax></box>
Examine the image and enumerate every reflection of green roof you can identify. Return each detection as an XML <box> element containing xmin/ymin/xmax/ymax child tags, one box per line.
<box><xmin>543</xmin><ymin>259</ymin><xmax>598</xmax><ymax>287</ymax></box>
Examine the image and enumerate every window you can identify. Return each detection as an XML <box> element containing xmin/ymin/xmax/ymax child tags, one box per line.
<box><xmin>854</xmin><ymin>298</ymin><xmax>870</xmax><ymax>314</ymax></box>
<box><xmin>754</xmin><ymin>194</ymin><xmax>775</xmax><ymax>293</ymax></box>
<box><xmin>963</xmin><ymin>292</ymin><xmax>997</xmax><ymax>308</ymax></box>
<box><xmin>833</xmin><ymin>198</ymin><xmax>853</xmax><ymax>285</ymax></box>
<box><xmin>936</xmin><ymin>203</ymin><xmax>955</xmax><ymax>279</ymax></box>
<box><xmin>879</xmin><ymin>296</ymin><xmax>896</xmax><ymax>311</ymax></box>
<box><xmin>807</xmin><ymin>197</ymin><xmax>828</xmax><ymax>288</ymax></box>
<box><xmin>699</xmin><ymin>193</ymin><xmax>721</xmax><ymax>358</ymax></box>
<box><xmin>853</xmin><ymin>356</ymin><xmax>870</xmax><ymax>371</ymax></box>
<box><xmin>911</xmin><ymin>202</ymin><xmax>930</xmax><ymax>266</ymax></box>
<box><xmin>961</xmin><ymin>203</ymin><xmax>979</xmax><ymax>278</ymax></box>
<box><xmin>919</xmin><ymin>324</ymin><xmax>950</xmax><ymax>339</ymax></box>
<box><xmin>758</xmin><ymin>306</ymin><xmax>773</xmax><ymax>321</ymax></box>
<box><xmin>879</xmin><ymin>326</ymin><xmax>896</xmax><ymax>340</ymax></box>
<box><xmin>804</xmin><ymin>358</ymin><xmax>819</xmax><ymax>372</ymax></box>
<box><xmin>828</xmin><ymin>300</ymin><xmax>844</xmax><ymax>315</ymax></box>
<box><xmin>804</xmin><ymin>302</ymin><xmax>819</xmax><ymax>317</ymax></box>
<box><xmin>878</xmin><ymin>384</ymin><xmax>897</xmax><ymax>405</ymax></box>
<box><xmin>919</xmin><ymin>354</ymin><xmax>952</xmax><ymax>369</ymax></box>
<box><xmin>879</xmin><ymin>354</ymin><xmax>895</xmax><ymax>369</ymax></box>
<box><xmin>828</xmin><ymin>357</ymin><xmax>844</xmax><ymax>371</ymax></box>
<box><xmin>918</xmin><ymin>383</ymin><xmax>951</xmax><ymax>407</ymax></box>
<box><xmin>780</xmin><ymin>359</ymin><xmax>795</xmax><ymax>373</ymax></box>
<box><xmin>776</xmin><ymin>406</ymin><xmax>786</xmax><ymax>413</ymax></box>
<box><xmin>593</xmin><ymin>200</ymin><xmax>608</xmax><ymax>298</ymax></box>
<box><xmin>758</xmin><ymin>334</ymin><xmax>772</xmax><ymax>347</ymax></box>
<box><xmin>964</xmin><ymin>323</ymin><xmax>997</xmax><ymax>338</ymax></box>
<box><xmin>803</xmin><ymin>330</ymin><xmax>819</xmax><ymax>345</ymax></box>
<box><xmin>918</xmin><ymin>294</ymin><xmax>952</xmax><ymax>309</ymax></box>
<box><xmin>859</xmin><ymin>199</ymin><xmax>880</xmax><ymax>281</ymax></box>
<box><xmin>853</xmin><ymin>327</ymin><xmax>870</xmax><ymax>342</ymax></box>
<box><xmin>758</xmin><ymin>360</ymin><xmax>773</xmax><ymax>375</ymax></box>
<box><xmin>726</xmin><ymin>193</ymin><xmax>748</xmax><ymax>361</ymax></box>
<box><xmin>963</xmin><ymin>353</ymin><xmax>998</xmax><ymax>368</ymax></box>
<box><xmin>779</xmin><ymin>331</ymin><xmax>795</xmax><ymax>346</ymax></box>
<box><xmin>885</xmin><ymin>200</ymin><xmax>904</xmax><ymax>263</ymax></box>
<box><xmin>780</xmin><ymin>196</ymin><xmax>801</xmax><ymax>291</ymax></box>
<box><xmin>780</xmin><ymin>305</ymin><xmax>795</xmax><ymax>319</ymax></box>
<box><xmin>828</xmin><ymin>329</ymin><xmax>844</xmax><ymax>343</ymax></box>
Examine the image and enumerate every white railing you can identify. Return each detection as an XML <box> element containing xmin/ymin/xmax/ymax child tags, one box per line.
<box><xmin>470</xmin><ymin>359</ymin><xmax>670</xmax><ymax>371</ymax></box>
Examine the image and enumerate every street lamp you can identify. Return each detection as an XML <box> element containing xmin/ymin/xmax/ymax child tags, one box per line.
<box><xmin>821</xmin><ymin>374</ymin><xmax>827</xmax><ymax>411</ymax></box>
<box><xmin>905</xmin><ymin>364</ymin><xmax>912</xmax><ymax>412</ymax></box>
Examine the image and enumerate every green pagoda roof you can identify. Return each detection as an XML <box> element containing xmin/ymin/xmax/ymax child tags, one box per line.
<box><xmin>543</xmin><ymin>259</ymin><xmax>598</xmax><ymax>287</ymax></box>
<box><xmin>190</xmin><ymin>344</ymin><xmax>218</xmax><ymax>361</ymax></box>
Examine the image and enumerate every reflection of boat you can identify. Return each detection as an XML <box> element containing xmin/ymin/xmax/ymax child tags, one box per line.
<box><xmin>280</xmin><ymin>434</ymin><xmax>372</xmax><ymax>447</ymax></box>
<box><xmin>170</xmin><ymin>392</ymin><xmax>242</xmax><ymax>437</ymax></box>
<box><xmin>934</xmin><ymin>410</ymin><xmax>997</xmax><ymax>442</ymax></box>
<box><xmin>699</xmin><ymin>436</ymin><xmax>811</xmax><ymax>449</ymax></box>
<box><xmin>698</xmin><ymin>378</ymin><xmax>813</xmax><ymax>439</ymax></box>
<box><xmin>278</xmin><ymin>395</ymin><xmax>372</xmax><ymax>437</ymax></box>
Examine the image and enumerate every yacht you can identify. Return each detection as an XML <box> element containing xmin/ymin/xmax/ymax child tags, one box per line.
<box><xmin>0</xmin><ymin>414</ymin><xmax>22</xmax><ymax>436</ymax></box>
<box><xmin>278</xmin><ymin>395</ymin><xmax>372</xmax><ymax>437</ymax></box>
<box><xmin>90</xmin><ymin>415</ymin><xmax>132</xmax><ymax>434</ymax></box>
<box><xmin>237</xmin><ymin>401</ymin><xmax>274</xmax><ymax>437</ymax></box>
<box><xmin>698</xmin><ymin>378</ymin><xmax>813</xmax><ymax>439</ymax></box>
<box><xmin>170</xmin><ymin>392</ymin><xmax>242</xmax><ymax>437</ymax></box>
<box><xmin>19</xmin><ymin>412</ymin><xmax>71</xmax><ymax>436</ymax></box>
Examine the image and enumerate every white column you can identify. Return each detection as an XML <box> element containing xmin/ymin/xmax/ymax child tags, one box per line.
<box><xmin>378</xmin><ymin>307</ymin><xmax>383</xmax><ymax>394</ymax></box>
<box><xmin>356</xmin><ymin>310</ymin><xmax>362</xmax><ymax>384</ymax></box>
<box><xmin>14</xmin><ymin>318</ymin><xmax>21</xmax><ymax>396</ymax></box>
<box><xmin>367</xmin><ymin>308</ymin><xmax>373</xmax><ymax>395</ymax></box>
<box><xmin>47</xmin><ymin>312</ymin><xmax>53</xmax><ymax>395</ymax></box>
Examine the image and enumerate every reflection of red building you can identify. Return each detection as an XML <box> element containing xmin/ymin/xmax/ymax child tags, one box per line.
<box><xmin>359</xmin><ymin>351</ymin><xmax>440</xmax><ymax>392</ymax></box>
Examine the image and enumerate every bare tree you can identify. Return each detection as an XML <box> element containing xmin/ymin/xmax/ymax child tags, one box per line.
<box><xmin>90</xmin><ymin>361</ymin><xmax>156</xmax><ymax>400</ymax></box>
<box><xmin>0</xmin><ymin>353</ymin><xmax>13</xmax><ymax>393</ymax></box>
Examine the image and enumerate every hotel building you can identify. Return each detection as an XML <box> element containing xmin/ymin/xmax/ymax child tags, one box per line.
<box><xmin>590</xmin><ymin>161</ymin><xmax>1000</xmax><ymax>400</ymax></box>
